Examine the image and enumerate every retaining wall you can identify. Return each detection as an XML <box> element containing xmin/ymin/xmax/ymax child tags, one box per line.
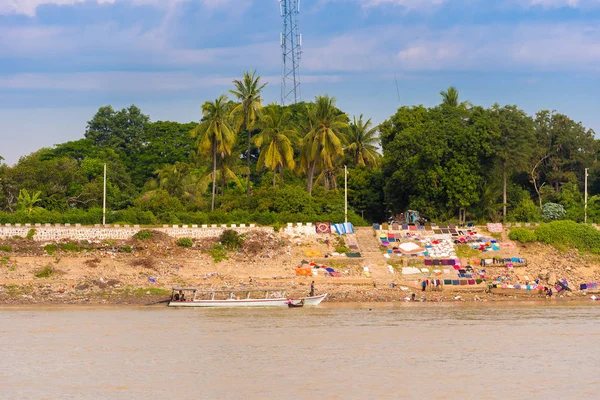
<box><xmin>0</xmin><ymin>222</ymin><xmax>317</xmax><ymax>242</ymax></box>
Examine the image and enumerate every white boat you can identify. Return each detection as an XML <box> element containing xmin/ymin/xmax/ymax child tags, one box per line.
<box><xmin>168</xmin><ymin>288</ymin><xmax>327</xmax><ymax>308</ymax></box>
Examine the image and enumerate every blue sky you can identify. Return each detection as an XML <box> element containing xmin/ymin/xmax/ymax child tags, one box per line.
<box><xmin>1</xmin><ymin>0</ymin><xmax>599</xmax><ymax>164</ymax></box>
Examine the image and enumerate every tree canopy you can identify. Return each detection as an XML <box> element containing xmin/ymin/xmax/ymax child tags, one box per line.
<box><xmin>0</xmin><ymin>75</ymin><xmax>598</xmax><ymax>226</ymax></box>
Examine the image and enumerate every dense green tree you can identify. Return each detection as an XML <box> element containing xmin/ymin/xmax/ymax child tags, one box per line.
<box><xmin>489</xmin><ymin>105</ymin><xmax>535</xmax><ymax>218</ymax></box>
<box><xmin>230</xmin><ymin>70</ymin><xmax>267</xmax><ymax>195</ymax></box>
<box><xmin>191</xmin><ymin>95</ymin><xmax>236</xmax><ymax>211</ymax></box>
<box><xmin>85</xmin><ymin>106</ymin><xmax>150</xmax><ymax>171</ymax></box>
<box><xmin>133</xmin><ymin>121</ymin><xmax>197</xmax><ymax>186</ymax></box>
<box><xmin>534</xmin><ymin>110</ymin><xmax>596</xmax><ymax>193</ymax></box>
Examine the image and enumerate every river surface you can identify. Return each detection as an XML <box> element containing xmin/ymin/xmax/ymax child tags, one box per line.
<box><xmin>1</xmin><ymin>302</ymin><xmax>599</xmax><ymax>399</ymax></box>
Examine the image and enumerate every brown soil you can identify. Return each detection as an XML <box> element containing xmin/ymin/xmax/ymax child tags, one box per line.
<box><xmin>0</xmin><ymin>227</ymin><xmax>598</xmax><ymax>305</ymax></box>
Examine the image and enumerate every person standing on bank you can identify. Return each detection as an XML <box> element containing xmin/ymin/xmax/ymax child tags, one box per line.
<box><xmin>309</xmin><ymin>281</ymin><xmax>315</xmax><ymax>297</ymax></box>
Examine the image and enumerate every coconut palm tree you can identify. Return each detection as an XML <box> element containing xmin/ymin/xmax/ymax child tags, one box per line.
<box><xmin>190</xmin><ymin>95</ymin><xmax>236</xmax><ymax>211</ymax></box>
<box><xmin>229</xmin><ymin>70</ymin><xmax>267</xmax><ymax>196</ymax></box>
<box><xmin>346</xmin><ymin>114</ymin><xmax>380</xmax><ymax>167</ymax></box>
<box><xmin>254</xmin><ymin>106</ymin><xmax>297</xmax><ymax>187</ymax></box>
<box><xmin>300</xmin><ymin>95</ymin><xmax>348</xmax><ymax>194</ymax></box>
<box><xmin>440</xmin><ymin>86</ymin><xmax>471</xmax><ymax>108</ymax></box>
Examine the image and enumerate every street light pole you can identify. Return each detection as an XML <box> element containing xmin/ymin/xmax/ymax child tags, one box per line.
<box><xmin>344</xmin><ymin>165</ymin><xmax>348</xmax><ymax>223</ymax></box>
<box><xmin>103</xmin><ymin>163</ymin><xmax>107</xmax><ymax>226</ymax></box>
<box><xmin>585</xmin><ymin>168</ymin><xmax>589</xmax><ymax>224</ymax></box>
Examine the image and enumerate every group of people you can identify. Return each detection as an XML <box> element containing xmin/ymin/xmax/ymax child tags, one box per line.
<box><xmin>173</xmin><ymin>290</ymin><xmax>186</xmax><ymax>301</ymax></box>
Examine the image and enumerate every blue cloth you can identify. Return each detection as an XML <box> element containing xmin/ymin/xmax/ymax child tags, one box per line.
<box><xmin>333</xmin><ymin>222</ymin><xmax>355</xmax><ymax>235</ymax></box>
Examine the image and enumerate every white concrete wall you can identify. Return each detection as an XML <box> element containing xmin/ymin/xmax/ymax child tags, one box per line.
<box><xmin>0</xmin><ymin>223</ymin><xmax>317</xmax><ymax>242</ymax></box>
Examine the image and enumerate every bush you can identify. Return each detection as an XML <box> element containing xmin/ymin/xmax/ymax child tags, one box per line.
<box><xmin>120</xmin><ymin>245</ymin><xmax>133</xmax><ymax>253</ymax></box>
<box><xmin>0</xmin><ymin>245</ymin><xmax>12</xmax><ymax>252</ymax></box>
<box><xmin>542</xmin><ymin>202</ymin><xmax>566</xmax><ymax>222</ymax></box>
<box><xmin>208</xmin><ymin>244</ymin><xmax>228</xmax><ymax>263</ymax></box>
<box><xmin>59</xmin><ymin>242</ymin><xmax>80</xmax><ymax>252</ymax></box>
<box><xmin>220</xmin><ymin>229</ymin><xmax>244</xmax><ymax>250</ymax></box>
<box><xmin>133</xmin><ymin>229</ymin><xmax>154</xmax><ymax>241</ymax></box>
<box><xmin>26</xmin><ymin>229</ymin><xmax>36</xmax><ymax>240</ymax></box>
<box><xmin>34</xmin><ymin>265</ymin><xmax>54</xmax><ymax>278</ymax></box>
<box><xmin>44</xmin><ymin>244</ymin><xmax>57</xmax><ymax>255</ymax></box>
<box><xmin>176</xmin><ymin>237</ymin><xmax>193</xmax><ymax>248</ymax></box>
<box><xmin>509</xmin><ymin>228</ymin><xmax>537</xmax><ymax>243</ymax></box>
<box><xmin>535</xmin><ymin>220</ymin><xmax>600</xmax><ymax>254</ymax></box>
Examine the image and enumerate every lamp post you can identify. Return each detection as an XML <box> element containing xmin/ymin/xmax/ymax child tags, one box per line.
<box><xmin>344</xmin><ymin>165</ymin><xmax>348</xmax><ymax>223</ymax></box>
<box><xmin>103</xmin><ymin>163</ymin><xmax>107</xmax><ymax>226</ymax></box>
<box><xmin>585</xmin><ymin>168</ymin><xmax>589</xmax><ymax>224</ymax></box>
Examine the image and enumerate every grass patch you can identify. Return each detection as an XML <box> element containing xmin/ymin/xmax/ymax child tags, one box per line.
<box><xmin>119</xmin><ymin>245</ymin><xmax>133</xmax><ymax>253</ymax></box>
<box><xmin>176</xmin><ymin>237</ymin><xmax>193</xmax><ymax>248</ymax></box>
<box><xmin>0</xmin><ymin>245</ymin><xmax>12</xmax><ymax>252</ymax></box>
<box><xmin>1</xmin><ymin>256</ymin><xmax>9</xmax><ymax>265</ymax></box>
<box><xmin>59</xmin><ymin>242</ymin><xmax>80</xmax><ymax>252</ymax></box>
<box><xmin>334</xmin><ymin>236</ymin><xmax>350</xmax><ymax>253</ymax></box>
<box><xmin>455</xmin><ymin>244</ymin><xmax>481</xmax><ymax>259</ymax></box>
<box><xmin>44</xmin><ymin>244</ymin><xmax>57</xmax><ymax>255</ymax></box>
<box><xmin>208</xmin><ymin>243</ymin><xmax>228</xmax><ymax>263</ymax></box>
<box><xmin>34</xmin><ymin>265</ymin><xmax>54</xmax><ymax>278</ymax></box>
<box><xmin>133</xmin><ymin>229</ymin><xmax>154</xmax><ymax>241</ymax></box>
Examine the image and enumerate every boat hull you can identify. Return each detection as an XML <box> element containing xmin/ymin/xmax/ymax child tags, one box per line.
<box><xmin>168</xmin><ymin>298</ymin><xmax>289</xmax><ymax>307</ymax></box>
<box><xmin>298</xmin><ymin>293</ymin><xmax>328</xmax><ymax>306</ymax></box>
<box><xmin>168</xmin><ymin>293</ymin><xmax>328</xmax><ymax>308</ymax></box>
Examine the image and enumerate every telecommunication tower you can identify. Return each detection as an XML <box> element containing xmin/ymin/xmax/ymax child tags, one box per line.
<box><xmin>279</xmin><ymin>0</ymin><xmax>302</xmax><ymax>105</ymax></box>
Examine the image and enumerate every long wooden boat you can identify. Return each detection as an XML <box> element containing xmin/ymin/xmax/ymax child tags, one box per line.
<box><xmin>168</xmin><ymin>288</ymin><xmax>327</xmax><ymax>308</ymax></box>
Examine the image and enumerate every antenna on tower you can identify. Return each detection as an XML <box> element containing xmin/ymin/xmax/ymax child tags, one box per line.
<box><xmin>279</xmin><ymin>0</ymin><xmax>302</xmax><ymax>105</ymax></box>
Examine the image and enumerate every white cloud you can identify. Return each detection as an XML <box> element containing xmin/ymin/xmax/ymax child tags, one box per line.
<box><xmin>300</xmin><ymin>23</ymin><xmax>600</xmax><ymax>73</ymax></box>
<box><xmin>357</xmin><ymin>0</ymin><xmax>447</xmax><ymax>8</ymax></box>
<box><xmin>0</xmin><ymin>0</ymin><xmax>246</xmax><ymax>16</ymax></box>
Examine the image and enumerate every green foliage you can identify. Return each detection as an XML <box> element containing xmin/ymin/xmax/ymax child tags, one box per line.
<box><xmin>455</xmin><ymin>244</ymin><xmax>481</xmax><ymax>259</ymax></box>
<box><xmin>542</xmin><ymin>202</ymin><xmax>566</xmax><ymax>221</ymax></box>
<box><xmin>34</xmin><ymin>265</ymin><xmax>54</xmax><ymax>278</ymax></box>
<box><xmin>120</xmin><ymin>245</ymin><xmax>133</xmax><ymax>253</ymax></box>
<box><xmin>44</xmin><ymin>244</ymin><xmax>57</xmax><ymax>255</ymax></box>
<box><xmin>1</xmin><ymin>87</ymin><xmax>596</xmax><ymax>227</ymax></box>
<box><xmin>133</xmin><ymin>229</ymin><xmax>154</xmax><ymax>241</ymax></box>
<box><xmin>0</xmin><ymin>245</ymin><xmax>12</xmax><ymax>252</ymax></box>
<box><xmin>17</xmin><ymin>189</ymin><xmax>44</xmax><ymax>214</ymax></box>
<box><xmin>26</xmin><ymin>229</ymin><xmax>36</xmax><ymax>240</ymax></box>
<box><xmin>208</xmin><ymin>243</ymin><xmax>228</xmax><ymax>263</ymax></box>
<box><xmin>59</xmin><ymin>242</ymin><xmax>81</xmax><ymax>252</ymax></box>
<box><xmin>220</xmin><ymin>229</ymin><xmax>244</xmax><ymax>250</ymax></box>
<box><xmin>508</xmin><ymin>228</ymin><xmax>537</xmax><ymax>243</ymax></box>
<box><xmin>508</xmin><ymin>198</ymin><xmax>542</xmax><ymax>222</ymax></box>
<box><xmin>176</xmin><ymin>237</ymin><xmax>193</xmax><ymax>248</ymax></box>
<box><xmin>535</xmin><ymin>221</ymin><xmax>600</xmax><ymax>254</ymax></box>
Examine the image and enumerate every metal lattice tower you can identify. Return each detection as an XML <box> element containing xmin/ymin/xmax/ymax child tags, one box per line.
<box><xmin>279</xmin><ymin>0</ymin><xmax>302</xmax><ymax>105</ymax></box>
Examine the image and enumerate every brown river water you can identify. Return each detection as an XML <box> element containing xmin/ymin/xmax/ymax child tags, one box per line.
<box><xmin>1</xmin><ymin>302</ymin><xmax>599</xmax><ymax>399</ymax></box>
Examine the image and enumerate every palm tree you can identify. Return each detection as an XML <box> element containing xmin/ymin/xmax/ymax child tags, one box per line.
<box><xmin>300</xmin><ymin>95</ymin><xmax>348</xmax><ymax>194</ymax></box>
<box><xmin>346</xmin><ymin>114</ymin><xmax>380</xmax><ymax>167</ymax></box>
<box><xmin>153</xmin><ymin>162</ymin><xmax>187</xmax><ymax>197</ymax></box>
<box><xmin>229</xmin><ymin>70</ymin><xmax>267</xmax><ymax>196</ymax></box>
<box><xmin>254</xmin><ymin>106</ymin><xmax>297</xmax><ymax>187</ymax></box>
<box><xmin>440</xmin><ymin>86</ymin><xmax>471</xmax><ymax>108</ymax></box>
<box><xmin>190</xmin><ymin>95</ymin><xmax>236</xmax><ymax>211</ymax></box>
